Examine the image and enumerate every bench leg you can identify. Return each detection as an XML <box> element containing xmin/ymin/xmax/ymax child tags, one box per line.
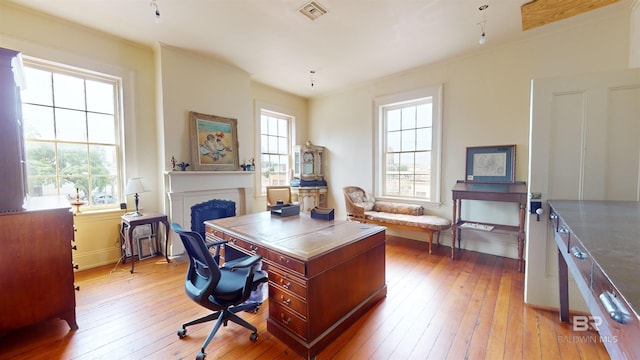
<box><xmin>427</xmin><ymin>231</ymin><xmax>433</xmax><ymax>254</ymax></box>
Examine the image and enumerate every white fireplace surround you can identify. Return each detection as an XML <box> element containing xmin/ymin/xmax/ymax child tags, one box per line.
<box><xmin>164</xmin><ymin>170</ymin><xmax>254</xmax><ymax>256</ymax></box>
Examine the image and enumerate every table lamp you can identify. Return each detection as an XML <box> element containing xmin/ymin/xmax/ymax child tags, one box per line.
<box><xmin>125</xmin><ymin>177</ymin><xmax>149</xmax><ymax>216</ymax></box>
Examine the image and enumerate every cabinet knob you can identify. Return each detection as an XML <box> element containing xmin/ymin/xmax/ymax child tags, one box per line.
<box><xmin>73</xmin><ymin>263</ymin><xmax>79</xmax><ymax>270</ymax></box>
<box><xmin>75</xmin><ymin>286</ymin><xmax>80</xmax><ymax>291</ymax></box>
<box><xmin>71</xmin><ymin>245</ymin><xmax>77</xmax><ymax>250</ymax></box>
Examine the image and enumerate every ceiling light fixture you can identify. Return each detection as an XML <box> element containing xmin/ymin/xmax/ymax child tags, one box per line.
<box><xmin>478</xmin><ymin>4</ymin><xmax>488</xmax><ymax>45</ymax></box>
<box><xmin>310</xmin><ymin>70</ymin><xmax>316</xmax><ymax>88</ymax></box>
<box><xmin>151</xmin><ymin>0</ymin><xmax>161</xmax><ymax>23</ymax></box>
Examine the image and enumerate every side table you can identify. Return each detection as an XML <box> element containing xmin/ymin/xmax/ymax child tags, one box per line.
<box><xmin>120</xmin><ymin>212</ymin><xmax>170</xmax><ymax>273</ymax></box>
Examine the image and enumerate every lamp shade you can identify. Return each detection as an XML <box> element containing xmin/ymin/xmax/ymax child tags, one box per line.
<box><xmin>125</xmin><ymin>177</ymin><xmax>149</xmax><ymax>195</ymax></box>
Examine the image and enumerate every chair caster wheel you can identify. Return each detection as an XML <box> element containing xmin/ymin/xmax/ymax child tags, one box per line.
<box><xmin>196</xmin><ymin>352</ymin><xmax>206</xmax><ymax>360</ymax></box>
<box><xmin>177</xmin><ymin>328</ymin><xmax>187</xmax><ymax>338</ymax></box>
<box><xmin>250</xmin><ymin>332</ymin><xmax>258</xmax><ymax>341</ymax></box>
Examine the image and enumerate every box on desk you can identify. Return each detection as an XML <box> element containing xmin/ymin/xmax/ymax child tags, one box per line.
<box><xmin>311</xmin><ymin>207</ymin><xmax>334</xmax><ymax>220</ymax></box>
<box><xmin>270</xmin><ymin>204</ymin><xmax>300</xmax><ymax>217</ymax></box>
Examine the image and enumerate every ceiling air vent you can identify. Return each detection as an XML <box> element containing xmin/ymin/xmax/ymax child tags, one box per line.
<box><xmin>299</xmin><ymin>1</ymin><xmax>327</xmax><ymax>21</ymax></box>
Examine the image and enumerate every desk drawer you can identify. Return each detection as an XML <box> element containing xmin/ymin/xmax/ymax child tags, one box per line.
<box><xmin>205</xmin><ymin>227</ymin><xmax>224</xmax><ymax>241</ymax></box>
<box><xmin>590</xmin><ymin>264</ymin><xmax>640</xmax><ymax>359</ymax></box>
<box><xmin>269</xmin><ymin>284</ymin><xmax>307</xmax><ymax>318</ymax></box>
<box><xmin>268</xmin><ymin>250</ymin><xmax>305</xmax><ymax>276</ymax></box>
<box><xmin>225</xmin><ymin>234</ymin><xmax>268</xmax><ymax>258</ymax></box>
<box><xmin>268</xmin><ymin>267</ymin><xmax>307</xmax><ymax>299</ymax></box>
<box><xmin>269</xmin><ymin>301</ymin><xmax>308</xmax><ymax>340</ymax></box>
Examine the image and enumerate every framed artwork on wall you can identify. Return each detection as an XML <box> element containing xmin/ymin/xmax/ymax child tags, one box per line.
<box><xmin>465</xmin><ymin>144</ymin><xmax>516</xmax><ymax>183</ymax></box>
<box><xmin>189</xmin><ymin>111</ymin><xmax>240</xmax><ymax>171</ymax></box>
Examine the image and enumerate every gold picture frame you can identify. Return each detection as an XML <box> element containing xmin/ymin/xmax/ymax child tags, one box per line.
<box><xmin>189</xmin><ymin>111</ymin><xmax>240</xmax><ymax>171</ymax></box>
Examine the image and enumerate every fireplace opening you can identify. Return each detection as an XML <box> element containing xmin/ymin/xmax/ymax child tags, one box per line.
<box><xmin>190</xmin><ymin>199</ymin><xmax>236</xmax><ymax>238</ymax></box>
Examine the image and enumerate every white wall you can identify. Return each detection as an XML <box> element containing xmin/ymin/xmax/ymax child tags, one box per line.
<box><xmin>309</xmin><ymin>5</ymin><xmax>632</xmax><ymax>260</ymax></box>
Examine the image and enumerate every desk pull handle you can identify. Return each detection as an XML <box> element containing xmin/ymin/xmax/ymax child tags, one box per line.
<box><xmin>280</xmin><ymin>279</ymin><xmax>291</xmax><ymax>289</ymax></box>
<box><xmin>249</xmin><ymin>245</ymin><xmax>259</xmax><ymax>254</ymax></box>
<box><xmin>280</xmin><ymin>314</ymin><xmax>291</xmax><ymax>325</ymax></box>
<box><xmin>280</xmin><ymin>295</ymin><xmax>291</xmax><ymax>305</ymax></box>
<box><xmin>570</xmin><ymin>246</ymin><xmax>587</xmax><ymax>260</ymax></box>
<box><xmin>599</xmin><ymin>291</ymin><xmax>632</xmax><ymax>324</ymax></box>
<box><xmin>279</xmin><ymin>256</ymin><xmax>290</xmax><ymax>264</ymax></box>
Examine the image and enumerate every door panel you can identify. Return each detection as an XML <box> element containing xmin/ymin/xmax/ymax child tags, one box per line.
<box><xmin>526</xmin><ymin>70</ymin><xmax>640</xmax><ymax>310</ymax></box>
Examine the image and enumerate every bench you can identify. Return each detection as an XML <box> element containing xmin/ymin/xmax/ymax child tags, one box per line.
<box><xmin>343</xmin><ymin>186</ymin><xmax>451</xmax><ymax>254</ymax></box>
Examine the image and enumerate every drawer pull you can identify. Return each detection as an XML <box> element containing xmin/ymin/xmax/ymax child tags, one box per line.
<box><xmin>599</xmin><ymin>291</ymin><xmax>632</xmax><ymax>324</ymax></box>
<box><xmin>280</xmin><ymin>279</ymin><xmax>291</xmax><ymax>289</ymax></box>
<box><xmin>570</xmin><ymin>246</ymin><xmax>587</xmax><ymax>259</ymax></box>
<box><xmin>280</xmin><ymin>314</ymin><xmax>291</xmax><ymax>324</ymax></box>
<box><xmin>280</xmin><ymin>295</ymin><xmax>291</xmax><ymax>305</ymax></box>
<box><xmin>279</xmin><ymin>256</ymin><xmax>290</xmax><ymax>264</ymax></box>
<box><xmin>249</xmin><ymin>245</ymin><xmax>259</xmax><ymax>253</ymax></box>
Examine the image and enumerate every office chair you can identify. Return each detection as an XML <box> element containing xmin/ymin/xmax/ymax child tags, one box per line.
<box><xmin>171</xmin><ymin>223</ymin><xmax>267</xmax><ymax>360</ymax></box>
<box><xmin>266</xmin><ymin>185</ymin><xmax>291</xmax><ymax>210</ymax></box>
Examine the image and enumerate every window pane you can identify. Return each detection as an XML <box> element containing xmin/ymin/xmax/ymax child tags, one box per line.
<box><xmin>23</xmin><ymin>104</ymin><xmax>55</xmax><ymax>140</ymax></box>
<box><xmin>387</xmin><ymin>109</ymin><xmax>400</xmax><ymax>131</ymax></box>
<box><xmin>25</xmin><ymin>141</ymin><xmax>56</xmax><ymax>177</ymax></box>
<box><xmin>87</xmin><ymin>113</ymin><xmax>115</xmax><ymax>144</ymax></box>
<box><xmin>90</xmin><ymin>144</ymin><xmax>118</xmax><ymax>176</ymax></box>
<box><xmin>268</xmin><ymin>135</ymin><xmax>278</xmax><ymax>153</ymax></box>
<box><xmin>91</xmin><ymin>176</ymin><xmax>118</xmax><ymax>206</ymax></box>
<box><xmin>278</xmin><ymin>118</ymin><xmax>288</xmax><ymax>137</ymax></box>
<box><xmin>53</xmin><ymin>73</ymin><xmax>86</xmax><ymax>110</ymax></box>
<box><xmin>401</xmin><ymin>107</ymin><xmax>416</xmax><ymax>129</ymax></box>
<box><xmin>58</xmin><ymin>143</ymin><xmax>88</xmax><ymax>175</ymax></box>
<box><xmin>55</xmin><ymin>108</ymin><xmax>87</xmax><ymax>142</ymax></box>
<box><xmin>86</xmin><ymin>80</ymin><xmax>114</xmax><ymax>114</ymax></box>
<box><xmin>22</xmin><ymin>68</ymin><xmax>53</xmax><ymax>106</ymax></box>
<box><xmin>416</xmin><ymin>128</ymin><xmax>431</xmax><ymax>151</ymax></box>
<box><xmin>417</xmin><ymin>103</ymin><xmax>432</xmax><ymax>127</ymax></box>
<box><xmin>387</xmin><ymin>131</ymin><xmax>400</xmax><ymax>152</ymax></box>
<box><xmin>401</xmin><ymin>129</ymin><xmax>416</xmax><ymax>151</ymax></box>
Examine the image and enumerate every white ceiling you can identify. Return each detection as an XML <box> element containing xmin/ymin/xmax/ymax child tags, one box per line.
<box><xmin>6</xmin><ymin>0</ymin><xmax>629</xmax><ymax>98</ymax></box>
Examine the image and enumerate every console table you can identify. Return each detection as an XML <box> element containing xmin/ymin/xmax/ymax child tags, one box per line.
<box><xmin>451</xmin><ymin>180</ymin><xmax>527</xmax><ymax>271</ymax></box>
<box><xmin>205</xmin><ymin>212</ymin><xmax>386</xmax><ymax>359</ymax></box>
<box><xmin>549</xmin><ymin>201</ymin><xmax>640</xmax><ymax>359</ymax></box>
<box><xmin>120</xmin><ymin>212</ymin><xmax>170</xmax><ymax>273</ymax></box>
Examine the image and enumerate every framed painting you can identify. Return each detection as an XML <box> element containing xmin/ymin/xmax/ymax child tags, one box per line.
<box><xmin>465</xmin><ymin>144</ymin><xmax>516</xmax><ymax>183</ymax></box>
<box><xmin>189</xmin><ymin>111</ymin><xmax>240</xmax><ymax>171</ymax></box>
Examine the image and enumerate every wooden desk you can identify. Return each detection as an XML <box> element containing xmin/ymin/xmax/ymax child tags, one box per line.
<box><xmin>451</xmin><ymin>181</ymin><xmax>527</xmax><ymax>271</ymax></box>
<box><xmin>205</xmin><ymin>212</ymin><xmax>386</xmax><ymax>359</ymax></box>
<box><xmin>549</xmin><ymin>201</ymin><xmax>640</xmax><ymax>359</ymax></box>
<box><xmin>120</xmin><ymin>212</ymin><xmax>170</xmax><ymax>273</ymax></box>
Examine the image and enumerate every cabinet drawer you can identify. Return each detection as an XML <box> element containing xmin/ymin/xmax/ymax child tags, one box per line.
<box><xmin>268</xmin><ymin>250</ymin><xmax>305</xmax><ymax>276</ymax></box>
<box><xmin>269</xmin><ymin>301</ymin><xmax>308</xmax><ymax>340</ymax></box>
<box><xmin>269</xmin><ymin>284</ymin><xmax>307</xmax><ymax>318</ymax></box>
<box><xmin>225</xmin><ymin>234</ymin><xmax>268</xmax><ymax>258</ymax></box>
<box><xmin>268</xmin><ymin>267</ymin><xmax>307</xmax><ymax>299</ymax></box>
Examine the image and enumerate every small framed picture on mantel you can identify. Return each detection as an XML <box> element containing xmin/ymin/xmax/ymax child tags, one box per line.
<box><xmin>465</xmin><ymin>144</ymin><xmax>516</xmax><ymax>183</ymax></box>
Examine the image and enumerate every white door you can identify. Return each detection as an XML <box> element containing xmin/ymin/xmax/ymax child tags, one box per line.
<box><xmin>525</xmin><ymin>69</ymin><xmax>640</xmax><ymax>310</ymax></box>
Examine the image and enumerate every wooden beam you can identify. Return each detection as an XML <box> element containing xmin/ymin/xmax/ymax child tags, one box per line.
<box><xmin>521</xmin><ymin>0</ymin><xmax>620</xmax><ymax>31</ymax></box>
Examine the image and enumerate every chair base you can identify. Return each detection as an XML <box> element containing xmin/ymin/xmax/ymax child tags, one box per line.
<box><xmin>178</xmin><ymin>301</ymin><xmax>262</xmax><ymax>357</ymax></box>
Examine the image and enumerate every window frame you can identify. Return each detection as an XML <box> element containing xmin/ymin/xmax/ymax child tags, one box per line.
<box><xmin>256</xmin><ymin>104</ymin><xmax>295</xmax><ymax>196</ymax></box>
<box><xmin>373</xmin><ymin>85</ymin><xmax>443</xmax><ymax>205</ymax></box>
<box><xmin>20</xmin><ymin>56</ymin><xmax>125</xmax><ymax>210</ymax></box>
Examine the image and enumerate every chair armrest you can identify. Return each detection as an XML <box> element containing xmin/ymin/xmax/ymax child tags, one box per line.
<box><xmin>206</xmin><ymin>239</ymin><xmax>228</xmax><ymax>249</ymax></box>
<box><xmin>222</xmin><ymin>255</ymin><xmax>262</xmax><ymax>271</ymax></box>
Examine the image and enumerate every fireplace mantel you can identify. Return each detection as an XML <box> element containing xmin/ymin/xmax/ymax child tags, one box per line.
<box><xmin>164</xmin><ymin>170</ymin><xmax>254</xmax><ymax>255</ymax></box>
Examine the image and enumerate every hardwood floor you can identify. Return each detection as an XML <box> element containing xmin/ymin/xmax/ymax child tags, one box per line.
<box><xmin>0</xmin><ymin>236</ymin><xmax>609</xmax><ymax>359</ymax></box>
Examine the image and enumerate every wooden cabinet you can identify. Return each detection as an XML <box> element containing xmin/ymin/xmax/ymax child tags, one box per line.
<box><xmin>0</xmin><ymin>47</ymin><xmax>28</xmax><ymax>212</ymax></box>
<box><xmin>205</xmin><ymin>213</ymin><xmax>386</xmax><ymax>359</ymax></box>
<box><xmin>290</xmin><ymin>186</ymin><xmax>327</xmax><ymax>212</ymax></box>
<box><xmin>0</xmin><ymin>197</ymin><xmax>78</xmax><ymax>333</ymax></box>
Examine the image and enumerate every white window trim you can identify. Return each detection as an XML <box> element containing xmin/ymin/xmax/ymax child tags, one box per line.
<box><xmin>373</xmin><ymin>84</ymin><xmax>443</xmax><ymax>206</ymax></box>
<box><xmin>254</xmin><ymin>101</ymin><xmax>296</xmax><ymax>197</ymax></box>
<box><xmin>21</xmin><ymin>56</ymin><xmax>126</xmax><ymax>209</ymax></box>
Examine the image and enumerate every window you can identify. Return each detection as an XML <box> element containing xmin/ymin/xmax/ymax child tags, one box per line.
<box><xmin>20</xmin><ymin>59</ymin><xmax>122</xmax><ymax>208</ymax></box>
<box><xmin>259</xmin><ymin>109</ymin><xmax>292</xmax><ymax>195</ymax></box>
<box><xmin>374</xmin><ymin>85</ymin><xmax>443</xmax><ymax>203</ymax></box>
